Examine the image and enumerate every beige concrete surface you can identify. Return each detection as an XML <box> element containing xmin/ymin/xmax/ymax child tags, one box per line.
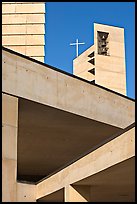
<box><xmin>2</xmin><ymin>21</ymin><xmax>134</xmax><ymax>201</ymax></box>
<box><xmin>3</xmin><ymin>46</ymin><xmax>45</xmax><ymax>59</ymax></box>
<box><xmin>3</xmin><ymin>46</ymin><xmax>26</xmax><ymax>55</ymax></box>
<box><xmin>2</xmin><ymin>46</ymin><xmax>135</xmax><ymax>202</ymax></box>
<box><xmin>2</xmin><ymin>49</ymin><xmax>135</xmax><ymax>128</ymax></box>
<box><xmin>76</xmin><ymin>70</ymin><xmax>95</xmax><ymax>81</ymax></box>
<box><xmin>65</xmin><ymin>185</ymin><xmax>89</xmax><ymax>202</ymax></box>
<box><xmin>25</xmin><ymin>46</ymin><xmax>44</xmax><ymax>56</ymax></box>
<box><xmin>73</xmin><ymin>157</ymin><xmax>135</xmax><ymax>202</ymax></box>
<box><xmin>2</xmin><ymin>2</ymin><xmax>45</xmax><ymax>4</ymax></box>
<box><xmin>2</xmin><ymin>125</ymin><xmax>17</xmax><ymax>161</ymax></box>
<box><xmin>2</xmin><ymin>35</ymin><xmax>44</xmax><ymax>46</ymax></box>
<box><xmin>2</xmin><ymin>24</ymin><xmax>26</xmax><ymax>35</ymax></box>
<box><xmin>94</xmin><ymin>23</ymin><xmax>126</xmax><ymax>95</ymax></box>
<box><xmin>16</xmin><ymin>183</ymin><xmax>36</xmax><ymax>202</ymax></box>
<box><xmin>2</xmin><ymin>93</ymin><xmax>18</xmax><ymax>202</ymax></box>
<box><xmin>31</xmin><ymin>56</ymin><xmax>45</xmax><ymax>62</ymax></box>
<box><xmin>2</xmin><ymin>14</ymin><xmax>45</xmax><ymax>25</ymax></box>
<box><xmin>73</xmin><ymin>23</ymin><xmax>127</xmax><ymax>95</ymax></box>
<box><xmin>2</xmin><ymin>2</ymin><xmax>45</xmax><ymax>61</ymax></box>
<box><xmin>36</xmin><ymin>126</ymin><xmax>135</xmax><ymax>199</ymax></box>
<box><xmin>2</xmin><ymin>3</ymin><xmax>45</xmax><ymax>14</ymax></box>
<box><xmin>73</xmin><ymin>45</ymin><xmax>95</xmax><ymax>75</ymax></box>
<box><xmin>2</xmin><ymin>94</ymin><xmax>18</xmax><ymax>127</ymax></box>
<box><xmin>2</xmin><ymin>159</ymin><xmax>17</xmax><ymax>202</ymax></box>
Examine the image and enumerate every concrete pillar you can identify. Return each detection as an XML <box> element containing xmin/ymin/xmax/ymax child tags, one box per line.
<box><xmin>64</xmin><ymin>185</ymin><xmax>90</xmax><ymax>202</ymax></box>
<box><xmin>17</xmin><ymin>183</ymin><xmax>36</xmax><ymax>202</ymax></box>
<box><xmin>2</xmin><ymin>93</ymin><xmax>18</xmax><ymax>202</ymax></box>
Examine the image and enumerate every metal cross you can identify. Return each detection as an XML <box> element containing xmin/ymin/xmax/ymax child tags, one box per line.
<box><xmin>70</xmin><ymin>39</ymin><xmax>85</xmax><ymax>57</ymax></box>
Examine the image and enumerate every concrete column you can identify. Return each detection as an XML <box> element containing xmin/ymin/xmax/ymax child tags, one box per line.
<box><xmin>2</xmin><ymin>93</ymin><xmax>18</xmax><ymax>202</ymax></box>
<box><xmin>17</xmin><ymin>183</ymin><xmax>36</xmax><ymax>202</ymax></box>
<box><xmin>64</xmin><ymin>185</ymin><xmax>90</xmax><ymax>202</ymax></box>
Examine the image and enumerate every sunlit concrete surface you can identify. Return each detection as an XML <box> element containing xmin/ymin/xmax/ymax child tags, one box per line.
<box><xmin>2</xmin><ymin>2</ymin><xmax>45</xmax><ymax>62</ymax></box>
<box><xmin>72</xmin><ymin>157</ymin><xmax>135</xmax><ymax>202</ymax></box>
<box><xmin>73</xmin><ymin>23</ymin><xmax>126</xmax><ymax>95</ymax></box>
<box><xmin>2</xmin><ymin>45</ymin><xmax>135</xmax><ymax>202</ymax></box>
<box><xmin>36</xmin><ymin>126</ymin><xmax>135</xmax><ymax>201</ymax></box>
<box><xmin>2</xmin><ymin>48</ymin><xmax>134</xmax><ymax>129</ymax></box>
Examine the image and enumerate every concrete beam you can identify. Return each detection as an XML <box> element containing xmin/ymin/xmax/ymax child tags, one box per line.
<box><xmin>36</xmin><ymin>126</ymin><xmax>135</xmax><ymax>199</ymax></box>
<box><xmin>2</xmin><ymin>48</ymin><xmax>135</xmax><ymax>128</ymax></box>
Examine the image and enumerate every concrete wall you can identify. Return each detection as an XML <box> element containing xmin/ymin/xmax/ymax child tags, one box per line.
<box><xmin>2</xmin><ymin>93</ymin><xmax>18</xmax><ymax>201</ymax></box>
<box><xmin>94</xmin><ymin>23</ymin><xmax>126</xmax><ymax>95</ymax></box>
<box><xmin>2</xmin><ymin>48</ymin><xmax>135</xmax><ymax>202</ymax></box>
<box><xmin>36</xmin><ymin>126</ymin><xmax>135</xmax><ymax>201</ymax></box>
<box><xmin>73</xmin><ymin>45</ymin><xmax>95</xmax><ymax>81</ymax></box>
<box><xmin>73</xmin><ymin>23</ymin><xmax>127</xmax><ymax>95</ymax></box>
<box><xmin>2</xmin><ymin>93</ymin><xmax>36</xmax><ymax>202</ymax></box>
<box><xmin>2</xmin><ymin>48</ymin><xmax>135</xmax><ymax>128</ymax></box>
<box><xmin>2</xmin><ymin>91</ymin><xmax>134</xmax><ymax>202</ymax></box>
<box><xmin>2</xmin><ymin>2</ymin><xmax>45</xmax><ymax>62</ymax></box>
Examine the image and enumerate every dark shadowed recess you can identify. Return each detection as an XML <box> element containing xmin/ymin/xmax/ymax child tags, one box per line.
<box><xmin>17</xmin><ymin>98</ymin><xmax>123</xmax><ymax>182</ymax></box>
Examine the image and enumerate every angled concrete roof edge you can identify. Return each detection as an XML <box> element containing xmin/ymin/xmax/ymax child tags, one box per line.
<box><xmin>2</xmin><ymin>46</ymin><xmax>135</xmax><ymax>102</ymax></box>
<box><xmin>20</xmin><ymin>122</ymin><xmax>134</xmax><ymax>186</ymax></box>
<box><xmin>94</xmin><ymin>22</ymin><xmax>125</xmax><ymax>29</ymax></box>
<box><xmin>2</xmin><ymin>91</ymin><xmax>134</xmax><ymax>132</ymax></box>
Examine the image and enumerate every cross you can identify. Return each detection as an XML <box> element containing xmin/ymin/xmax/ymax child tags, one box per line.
<box><xmin>70</xmin><ymin>39</ymin><xmax>85</xmax><ymax>57</ymax></box>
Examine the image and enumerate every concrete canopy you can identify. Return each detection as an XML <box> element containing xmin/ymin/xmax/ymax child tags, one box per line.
<box><xmin>37</xmin><ymin>157</ymin><xmax>135</xmax><ymax>202</ymax></box>
<box><xmin>36</xmin><ymin>125</ymin><xmax>135</xmax><ymax>201</ymax></box>
<box><xmin>73</xmin><ymin>157</ymin><xmax>135</xmax><ymax>202</ymax></box>
<box><xmin>17</xmin><ymin>97</ymin><xmax>122</xmax><ymax>182</ymax></box>
<box><xmin>2</xmin><ymin>47</ymin><xmax>135</xmax><ymax>202</ymax></box>
<box><xmin>2</xmin><ymin>47</ymin><xmax>135</xmax><ymax>183</ymax></box>
<box><xmin>2</xmin><ymin>47</ymin><xmax>135</xmax><ymax>129</ymax></box>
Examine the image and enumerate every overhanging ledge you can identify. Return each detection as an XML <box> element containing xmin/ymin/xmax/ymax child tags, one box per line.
<box><xmin>36</xmin><ymin>124</ymin><xmax>135</xmax><ymax>199</ymax></box>
<box><xmin>2</xmin><ymin>47</ymin><xmax>135</xmax><ymax>128</ymax></box>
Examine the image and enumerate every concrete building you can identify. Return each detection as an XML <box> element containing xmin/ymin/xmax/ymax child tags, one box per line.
<box><xmin>2</xmin><ymin>46</ymin><xmax>135</xmax><ymax>202</ymax></box>
<box><xmin>73</xmin><ymin>23</ymin><xmax>127</xmax><ymax>95</ymax></box>
<box><xmin>2</xmin><ymin>5</ymin><xmax>135</xmax><ymax>202</ymax></box>
<box><xmin>2</xmin><ymin>2</ymin><xmax>46</xmax><ymax>62</ymax></box>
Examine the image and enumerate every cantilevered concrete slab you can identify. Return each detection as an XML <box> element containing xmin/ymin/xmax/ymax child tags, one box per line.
<box><xmin>1</xmin><ymin>46</ymin><xmax>133</xmax><ymax>183</ymax></box>
<box><xmin>36</xmin><ymin>125</ymin><xmax>135</xmax><ymax>201</ymax></box>
<box><xmin>17</xmin><ymin>97</ymin><xmax>121</xmax><ymax>182</ymax></box>
<box><xmin>2</xmin><ymin>47</ymin><xmax>135</xmax><ymax>202</ymax></box>
<box><xmin>2</xmin><ymin>47</ymin><xmax>135</xmax><ymax>129</ymax></box>
<box><xmin>72</xmin><ymin>157</ymin><xmax>135</xmax><ymax>202</ymax></box>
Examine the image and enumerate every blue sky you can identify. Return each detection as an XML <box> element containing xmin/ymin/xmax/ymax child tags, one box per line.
<box><xmin>45</xmin><ymin>2</ymin><xmax>135</xmax><ymax>99</ymax></box>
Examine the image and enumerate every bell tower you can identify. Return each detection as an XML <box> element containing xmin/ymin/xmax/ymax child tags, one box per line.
<box><xmin>73</xmin><ymin>23</ymin><xmax>127</xmax><ymax>95</ymax></box>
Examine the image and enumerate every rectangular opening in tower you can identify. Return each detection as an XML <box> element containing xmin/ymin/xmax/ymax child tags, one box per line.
<box><xmin>97</xmin><ymin>31</ymin><xmax>109</xmax><ymax>56</ymax></box>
